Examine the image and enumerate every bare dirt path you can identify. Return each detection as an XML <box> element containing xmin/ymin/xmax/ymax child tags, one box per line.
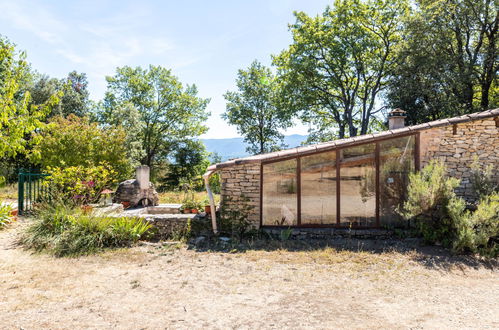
<box><xmin>1</xmin><ymin>219</ymin><xmax>498</xmax><ymax>329</ymax></box>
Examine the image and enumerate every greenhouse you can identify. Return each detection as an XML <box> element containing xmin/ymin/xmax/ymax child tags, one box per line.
<box><xmin>205</xmin><ymin>108</ymin><xmax>499</xmax><ymax>230</ymax></box>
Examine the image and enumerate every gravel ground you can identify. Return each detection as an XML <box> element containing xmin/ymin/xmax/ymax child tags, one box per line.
<box><xmin>1</xmin><ymin>219</ymin><xmax>498</xmax><ymax>329</ymax></box>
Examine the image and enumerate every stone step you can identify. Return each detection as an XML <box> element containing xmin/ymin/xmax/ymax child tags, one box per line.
<box><xmin>145</xmin><ymin>204</ymin><xmax>182</xmax><ymax>214</ymax></box>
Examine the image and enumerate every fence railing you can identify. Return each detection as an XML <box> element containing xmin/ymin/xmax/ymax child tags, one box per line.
<box><xmin>18</xmin><ymin>170</ymin><xmax>50</xmax><ymax>215</ymax></box>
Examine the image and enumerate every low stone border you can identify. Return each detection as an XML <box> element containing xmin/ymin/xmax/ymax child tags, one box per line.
<box><xmin>264</xmin><ymin>227</ymin><xmax>397</xmax><ymax>240</ymax></box>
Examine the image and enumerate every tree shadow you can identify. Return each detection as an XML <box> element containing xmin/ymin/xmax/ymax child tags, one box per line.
<box><xmin>186</xmin><ymin>235</ymin><xmax>498</xmax><ymax>272</ymax></box>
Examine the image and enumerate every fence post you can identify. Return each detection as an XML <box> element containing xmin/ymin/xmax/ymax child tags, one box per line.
<box><xmin>18</xmin><ymin>170</ymin><xmax>24</xmax><ymax>215</ymax></box>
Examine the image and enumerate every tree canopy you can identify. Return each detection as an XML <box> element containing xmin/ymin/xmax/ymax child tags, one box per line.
<box><xmin>100</xmin><ymin>65</ymin><xmax>210</xmax><ymax>168</ymax></box>
<box><xmin>274</xmin><ymin>0</ymin><xmax>408</xmax><ymax>142</ymax></box>
<box><xmin>30</xmin><ymin>115</ymin><xmax>132</xmax><ymax>181</ymax></box>
<box><xmin>0</xmin><ymin>36</ymin><xmax>60</xmax><ymax>159</ymax></box>
<box><xmin>387</xmin><ymin>0</ymin><xmax>498</xmax><ymax>125</ymax></box>
<box><xmin>223</xmin><ymin>60</ymin><xmax>293</xmax><ymax>154</ymax></box>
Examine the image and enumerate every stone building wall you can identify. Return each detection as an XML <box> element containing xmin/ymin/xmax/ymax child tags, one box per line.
<box><xmin>420</xmin><ymin>118</ymin><xmax>499</xmax><ymax>201</ymax></box>
<box><xmin>219</xmin><ymin>163</ymin><xmax>261</xmax><ymax>228</ymax></box>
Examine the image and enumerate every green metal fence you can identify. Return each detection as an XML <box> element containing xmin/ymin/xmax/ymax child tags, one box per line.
<box><xmin>18</xmin><ymin>170</ymin><xmax>50</xmax><ymax>215</ymax></box>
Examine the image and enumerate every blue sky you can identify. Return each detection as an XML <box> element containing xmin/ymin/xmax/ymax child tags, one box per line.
<box><xmin>0</xmin><ymin>0</ymin><xmax>332</xmax><ymax>138</ymax></box>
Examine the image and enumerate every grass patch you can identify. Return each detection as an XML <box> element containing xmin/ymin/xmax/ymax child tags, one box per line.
<box><xmin>158</xmin><ymin>190</ymin><xmax>219</xmax><ymax>205</ymax></box>
<box><xmin>21</xmin><ymin>204</ymin><xmax>152</xmax><ymax>257</ymax></box>
<box><xmin>0</xmin><ymin>183</ymin><xmax>17</xmax><ymax>201</ymax></box>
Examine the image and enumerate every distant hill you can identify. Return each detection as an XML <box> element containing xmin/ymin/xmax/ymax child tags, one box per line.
<box><xmin>201</xmin><ymin>134</ymin><xmax>308</xmax><ymax>161</ymax></box>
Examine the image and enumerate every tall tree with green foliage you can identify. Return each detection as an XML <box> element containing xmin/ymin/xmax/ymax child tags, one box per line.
<box><xmin>223</xmin><ymin>60</ymin><xmax>292</xmax><ymax>154</ymax></box>
<box><xmin>274</xmin><ymin>0</ymin><xmax>408</xmax><ymax>142</ymax></box>
<box><xmin>161</xmin><ymin>140</ymin><xmax>211</xmax><ymax>190</ymax></box>
<box><xmin>29</xmin><ymin>71</ymin><xmax>91</xmax><ymax>118</ymax></box>
<box><xmin>101</xmin><ymin>65</ymin><xmax>210</xmax><ymax>168</ymax></box>
<box><xmin>0</xmin><ymin>36</ymin><xmax>60</xmax><ymax>160</ymax></box>
<box><xmin>387</xmin><ymin>0</ymin><xmax>498</xmax><ymax>124</ymax></box>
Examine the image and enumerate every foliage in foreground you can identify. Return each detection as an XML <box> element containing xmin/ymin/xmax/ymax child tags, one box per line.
<box><xmin>0</xmin><ymin>204</ymin><xmax>13</xmax><ymax>229</ymax></box>
<box><xmin>401</xmin><ymin>160</ymin><xmax>499</xmax><ymax>257</ymax></box>
<box><xmin>21</xmin><ymin>204</ymin><xmax>152</xmax><ymax>257</ymax></box>
<box><xmin>45</xmin><ymin>164</ymin><xmax>117</xmax><ymax>205</ymax></box>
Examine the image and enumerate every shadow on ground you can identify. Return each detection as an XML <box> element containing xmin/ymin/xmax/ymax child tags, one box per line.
<box><xmin>185</xmin><ymin>234</ymin><xmax>498</xmax><ymax>272</ymax></box>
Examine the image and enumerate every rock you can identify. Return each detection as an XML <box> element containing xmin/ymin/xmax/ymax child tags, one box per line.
<box><xmin>113</xmin><ymin>179</ymin><xmax>159</xmax><ymax>207</ymax></box>
<box><xmin>92</xmin><ymin>203</ymin><xmax>124</xmax><ymax>216</ymax></box>
<box><xmin>192</xmin><ymin>236</ymin><xmax>206</xmax><ymax>246</ymax></box>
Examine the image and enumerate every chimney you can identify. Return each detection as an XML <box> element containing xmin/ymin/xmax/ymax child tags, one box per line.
<box><xmin>388</xmin><ymin>108</ymin><xmax>407</xmax><ymax>130</ymax></box>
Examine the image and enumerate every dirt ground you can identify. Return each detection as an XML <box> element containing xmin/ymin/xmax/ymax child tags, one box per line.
<box><xmin>1</xmin><ymin>220</ymin><xmax>498</xmax><ymax>330</ymax></box>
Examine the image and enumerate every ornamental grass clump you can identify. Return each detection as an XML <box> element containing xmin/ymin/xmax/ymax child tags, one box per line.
<box><xmin>21</xmin><ymin>203</ymin><xmax>152</xmax><ymax>257</ymax></box>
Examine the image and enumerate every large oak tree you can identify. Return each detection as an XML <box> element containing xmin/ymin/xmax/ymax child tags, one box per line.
<box><xmin>274</xmin><ymin>0</ymin><xmax>408</xmax><ymax>141</ymax></box>
<box><xmin>101</xmin><ymin>65</ymin><xmax>210</xmax><ymax>168</ymax></box>
<box><xmin>223</xmin><ymin>60</ymin><xmax>293</xmax><ymax>154</ymax></box>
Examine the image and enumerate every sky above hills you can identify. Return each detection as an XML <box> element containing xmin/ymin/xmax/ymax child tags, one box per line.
<box><xmin>0</xmin><ymin>0</ymin><xmax>332</xmax><ymax>138</ymax></box>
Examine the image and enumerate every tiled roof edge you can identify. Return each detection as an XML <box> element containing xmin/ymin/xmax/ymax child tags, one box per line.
<box><xmin>211</xmin><ymin>108</ymin><xmax>499</xmax><ymax>169</ymax></box>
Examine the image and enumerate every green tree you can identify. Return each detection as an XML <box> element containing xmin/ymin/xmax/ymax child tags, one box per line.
<box><xmin>0</xmin><ymin>36</ymin><xmax>60</xmax><ymax>160</ymax></box>
<box><xmin>387</xmin><ymin>0</ymin><xmax>498</xmax><ymax>124</ymax></box>
<box><xmin>161</xmin><ymin>140</ymin><xmax>210</xmax><ymax>190</ymax></box>
<box><xmin>29</xmin><ymin>71</ymin><xmax>91</xmax><ymax>118</ymax></box>
<box><xmin>94</xmin><ymin>102</ymin><xmax>145</xmax><ymax>168</ymax></box>
<box><xmin>274</xmin><ymin>0</ymin><xmax>408</xmax><ymax>141</ymax></box>
<box><xmin>223</xmin><ymin>60</ymin><xmax>292</xmax><ymax>154</ymax></box>
<box><xmin>101</xmin><ymin>65</ymin><xmax>210</xmax><ymax>168</ymax></box>
<box><xmin>30</xmin><ymin>115</ymin><xmax>132</xmax><ymax>181</ymax></box>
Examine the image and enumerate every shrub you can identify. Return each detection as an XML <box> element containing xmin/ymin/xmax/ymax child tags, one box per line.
<box><xmin>0</xmin><ymin>204</ymin><xmax>13</xmax><ymax>229</ymax></box>
<box><xmin>45</xmin><ymin>163</ymin><xmax>117</xmax><ymax>205</ymax></box>
<box><xmin>30</xmin><ymin>115</ymin><xmax>132</xmax><ymax>181</ymax></box>
<box><xmin>219</xmin><ymin>196</ymin><xmax>253</xmax><ymax>240</ymax></box>
<box><xmin>453</xmin><ymin>193</ymin><xmax>499</xmax><ymax>258</ymax></box>
<box><xmin>400</xmin><ymin>160</ymin><xmax>461</xmax><ymax>246</ymax></box>
<box><xmin>401</xmin><ymin>160</ymin><xmax>499</xmax><ymax>258</ymax></box>
<box><xmin>21</xmin><ymin>204</ymin><xmax>151</xmax><ymax>256</ymax></box>
<box><xmin>470</xmin><ymin>156</ymin><xmax>498</xmax><ymax>201</ymax></box>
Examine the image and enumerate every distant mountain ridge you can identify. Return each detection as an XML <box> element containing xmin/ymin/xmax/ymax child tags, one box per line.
<box><xmin>201</xmin><ymin>134</ymin><xmax>308</xmax><ymax>161</ymax></box>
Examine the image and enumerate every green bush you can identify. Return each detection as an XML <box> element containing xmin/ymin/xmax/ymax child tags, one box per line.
<box><xmin>470</xmin><ymin>156</ymin><xmax>498</xmax><ymax>201</ymax></box>
<box><xmin>0</xmin><ymin>204</ymin><xmax>13</xmax><ymax>229</ymax></box>
<box><xmin>45</xmin><ymin>163</ymin><xmax>117</xmax><ymax>205</ymax></box>
<box><xmin>219</xmin><ymin>196</ymin><xmax>253</xmax><ymax>240</ymax></box>
<box><xmin>401</xmin><ymin>160</ymin><xmax>499</xmax><ymax>258</ymax></box>
<box><xmin>453</xmin><ymin>193</ymin><xmax>499</xmax><ymax>258</ymax></box>
<box><xmin>30</xmin><ymin>115</ymin><xmax>132</xmax><ymax>181</ymax></box>
<box><xmin>21</xmin><ymin>204</ymin><xmax>151</xmax><ymax>257</ymax></box>
<box><xmin>400</xmin><ymin>160</ymin><xmax>461</xmax><ymax>246</ymax></box>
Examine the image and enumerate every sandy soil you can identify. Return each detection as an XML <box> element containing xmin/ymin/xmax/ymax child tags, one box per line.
<box><xmin>1</xmin><ymin>220</ymin><xmax>498</xmax><ymax>330</ymax></box>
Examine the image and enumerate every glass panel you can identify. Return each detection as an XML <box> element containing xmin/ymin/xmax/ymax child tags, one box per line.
<box><xmin>301</xmin><ymin>151</ymin><xmax>337</xmax><ymax>224</ymax></box>
<box><xmin>262</xmin><ymin>159</ymin><xmax>298</xmax><ymax>226</ymax></box>
<box><xmin>379</xmin><ymin>136</ymin><xmax>415</xmax><ymax>227</ymax></box>
<box><xmin>339</xmin><ymin>144</ymin><xmax>376</xmax><ymax>226</ymax></box>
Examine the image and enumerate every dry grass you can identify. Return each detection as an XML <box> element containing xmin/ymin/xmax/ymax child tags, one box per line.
<box><xmin>1</xmin><ymin>220</ymin><xmax>498</xmax><ymax>329</ymax></box>
<box><xmin>0</xmin><ymin>183</ymin><xmax>17</xmax><ymax>202</ymax></box>
<box><xmin>158</xmin><ymin>190</ymin><xmax>220</xmax><ymax>205</ymax></box>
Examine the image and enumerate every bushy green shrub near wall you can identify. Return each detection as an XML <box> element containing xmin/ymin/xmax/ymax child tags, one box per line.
<box><xmin>401</xmin><ymin>160</ymin><xmax>499</xmax><ymax>258</ymax></box>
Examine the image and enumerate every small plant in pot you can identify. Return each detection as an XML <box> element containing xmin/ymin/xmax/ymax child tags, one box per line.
<box><xmin>202</xmin><ymin>197</ymin><xmax>211</xmax><ymax>214</ymax></box>
<box><xmin>181</xmin><ymin>200</ymin><xmax>197</xmax><ymax>214</ymax></box>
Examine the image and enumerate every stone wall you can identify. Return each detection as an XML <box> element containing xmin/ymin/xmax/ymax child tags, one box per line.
<box><xmin>219</xmin><ymin>163</ymin><xmax>260</xmax><ymax>228</ymax></box>
<box><xmin>420</xmin><ymin>118</ymin><xmax>499</xmax><ymax>201</ymax></box>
